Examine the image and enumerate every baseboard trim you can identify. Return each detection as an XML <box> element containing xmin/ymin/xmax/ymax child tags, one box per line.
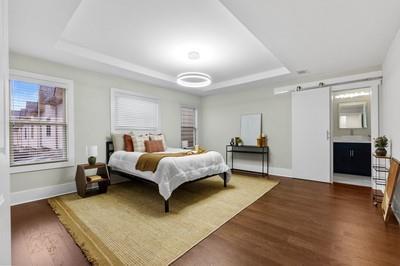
<box><xmin>229</xmin><ymin>161</ymin><xmax>292</xmax><ymax>178</ymax></box>
<box><xmin>11</xmin><ymin>182</ymin><xmax>77</xmax><ymax>206</ymax></box>
<box><xmin>11</xmin><ymin>174</ymin><xmax>130</xmax><ymax>206</ymax></box>
<box><xmin>269</xmin><ymin>167</ymin><xmax>293</xmax><ymax>178</ymax></box>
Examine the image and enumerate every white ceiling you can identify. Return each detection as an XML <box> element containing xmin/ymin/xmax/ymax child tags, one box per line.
<box><xmin>220</xmin><ymin>0</ymin><xmax>400</xmax><ymax>77</ymax></box>
<box><xmin>9</xmin><ymin>0</ymin><xmax>400</xmax><ymax>95</ymax></box>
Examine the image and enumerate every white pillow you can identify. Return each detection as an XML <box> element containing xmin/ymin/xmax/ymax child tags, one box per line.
<box><xmin>150</xmin><ymin>134</ymin><xmax>167</xmax><ymax>150</ymax></box>
<box><xmin>111</xmin><ymin>133</ymin><xmax>125</xmax><ymax>151</ymax></box>
<box><xmin>132</xmin><ymin>134</ymin><xmax>150</xmax><ymax>152</ymax></box>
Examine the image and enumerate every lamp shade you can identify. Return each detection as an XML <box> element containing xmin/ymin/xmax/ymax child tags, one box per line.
<box><xmin>86</xmin><ymin>145</ymin><xmax>98</xmax><ymax>157</ymax></box>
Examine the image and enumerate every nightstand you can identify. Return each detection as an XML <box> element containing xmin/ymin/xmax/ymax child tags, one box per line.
<box><xmin>75</xmin><ymin>162</ymin><xmax>110</xmax><ymax>197</ymax></box>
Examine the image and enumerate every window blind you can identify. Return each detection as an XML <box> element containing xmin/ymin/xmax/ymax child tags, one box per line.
<box><xmin>111</xmin><ymin>89</ymin><xmax>159</xmax><ymax>132</ymax></box>
<box><xmin>9</xmin><ymin>80</ymin><xmax>68</xmax><ymax>166</ymax></box>
<box><xmin>181</xmin><ymin>106</ymin><xmax>197</xmax><ymax>148</ymax></box>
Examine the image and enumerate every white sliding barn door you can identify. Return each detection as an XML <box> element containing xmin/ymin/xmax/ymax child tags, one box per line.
<box><xmin>292</xmin><ymin>88</ymin><xmax>331</xmax><ymax>182</ymax></box>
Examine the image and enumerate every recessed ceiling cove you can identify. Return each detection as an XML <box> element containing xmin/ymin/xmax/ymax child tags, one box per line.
<box><xmin>56</xmin><ymin>0</ymin><xmax>289</xmax><ymax>92</ymax></box>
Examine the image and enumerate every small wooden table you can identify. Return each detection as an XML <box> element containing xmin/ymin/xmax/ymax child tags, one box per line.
<box><xmin>75</xmin><ymin>162</ymin><xmax>110</xmax><ymax>197</ymax></box>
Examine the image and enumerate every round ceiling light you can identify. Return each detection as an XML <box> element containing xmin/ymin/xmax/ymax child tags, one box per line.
<box><xmin>177</xmin><ymin>72</ymin><xmax>212</xmax><ymax>88</ymax></box>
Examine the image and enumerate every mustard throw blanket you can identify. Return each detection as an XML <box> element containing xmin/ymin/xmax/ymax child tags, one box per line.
<box><xmin>135</xmin><ymin>151</ymin><xmax>206</xmax><ymax>172</ymax></box>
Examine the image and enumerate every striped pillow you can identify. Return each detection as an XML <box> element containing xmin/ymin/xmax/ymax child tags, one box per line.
<box><xmin>132</xmin><ymin>134</ymin><xmax>149</xmax><ymax>152</ymax></box>
<box><xmin>149</xmin><ymin>134</ymin><xmax>167</xmax><ymax>150</ymax></box>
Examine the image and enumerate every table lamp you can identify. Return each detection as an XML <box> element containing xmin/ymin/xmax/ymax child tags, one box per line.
<box><xmin>87</xmin><ymin>145</ymin><xmax>98</xmax><ymax>165</ymax></box>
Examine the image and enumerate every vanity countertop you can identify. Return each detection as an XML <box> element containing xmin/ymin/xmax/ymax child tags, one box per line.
<box><xmin>333</xmin><ymin>136</ymin><xmax>371</xmax><ymax>143</ymax></box>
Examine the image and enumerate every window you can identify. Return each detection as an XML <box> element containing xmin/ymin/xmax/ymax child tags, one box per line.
<box><xmin>8</xmin><ymin>70</ymin><xmax>74</xmax><ymax>172</ymax></box>
<box><xmin>111</xmin><ymin>88</ymin><xmax>159</xmax><ymax>132</ymax></box>
<box><xmin>180</xmin><ymin>106</ymin><xmax>197</xmax><ymax>148</ymax></box>
<box><xmin>46</xmin><ymin>125</ymin><xmax>51</xmax><ymax>137</ymax></box>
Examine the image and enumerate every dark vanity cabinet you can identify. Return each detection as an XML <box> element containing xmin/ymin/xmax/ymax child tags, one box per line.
<box><xmin>334</xmin><ymin>143</ymin><xmax>371</xmax><ymax>176</ymax></box>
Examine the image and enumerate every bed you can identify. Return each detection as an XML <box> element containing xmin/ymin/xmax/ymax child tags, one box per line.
<box><xmin>106</xmin><ymin>141</ymin><xmax>230</xmax><ymax>212</ymax></box>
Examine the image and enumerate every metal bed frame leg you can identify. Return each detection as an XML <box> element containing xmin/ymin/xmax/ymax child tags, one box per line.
<box><xmin>223</xmin><ymin>172</ymin><xmax>227</xmax><ymax>187</ymax></box>
<box><xmin>164</xmin><ymin>199</ymin><xmax>169</xmax><ymax>213</ymax></box>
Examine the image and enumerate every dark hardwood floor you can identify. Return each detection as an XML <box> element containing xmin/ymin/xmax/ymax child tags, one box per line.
<box><xmin>12</xmin><ymin>175</ymin><xmax>400</xmax><ymax>266</ymax></box>
<box><xmin>11</xmin><ymin>199</ymin><xmax>89</xmax><ymax>266</ymax></box>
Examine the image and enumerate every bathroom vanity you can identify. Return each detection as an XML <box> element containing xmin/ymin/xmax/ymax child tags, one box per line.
<box><xmin>333</xmin><ymin>137</ymin><xmax>371</xmax><ymax>176</ymax></box>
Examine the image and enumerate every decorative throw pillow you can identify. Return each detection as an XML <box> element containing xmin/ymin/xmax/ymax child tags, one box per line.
<box><xmin>149</xmin><ymin>134</ymin><xmax>167</xmax><ymax>150</ymax></box>
<box><xmin>123</xmin><ymin>134</ymin><xmax>134</xmax><ymax>152</ymax></box>
<box><xmin>145</xmin><ymin>140</ymin><xmax>165</xmax><ymax>153</ymax></box>
<box><xmin>111</xmin><ymin>133</ymin><xmax>125</xmax><ymax>151</ymax></box>
<box><xmin>132</xmin><ymin>134</ymin><xmax>149</xmax><ymax>152</ymax></box>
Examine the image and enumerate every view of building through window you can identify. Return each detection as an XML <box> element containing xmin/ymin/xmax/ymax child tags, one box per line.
<box><xmin>9</xmin><ymin>80</ymin><xmax>67</xmax><ymax>166</ymax></box>
<box><xmin>181</xmin><ymin>106</ymin><xmax>197</xmax><ymax>148</ymax></box>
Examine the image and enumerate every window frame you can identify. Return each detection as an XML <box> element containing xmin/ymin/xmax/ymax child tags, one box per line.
<box><xmin>7</xmin><ymin>70</ymin><xmax>75</xmax><ymax>173</ymax></box>
<box><xmin>110</xmin><ymin>88</ymin><xmax>160</xmax><ymax>133</ymax></box>
<box><xmin>46</xmin><ymin>125</ymin><xmax>51</xmax><ymax>137</ymax></box>
<box><xmin>180</xmin><ymin>105</ymin><xmax>198</xmax><ymax>148</ymax></box>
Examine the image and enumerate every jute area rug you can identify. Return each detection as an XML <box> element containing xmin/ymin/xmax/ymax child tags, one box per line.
<box><xmin>49</xmin><ymin>174</ymin><xmax>279</xmax><ymax>265</ymax></box>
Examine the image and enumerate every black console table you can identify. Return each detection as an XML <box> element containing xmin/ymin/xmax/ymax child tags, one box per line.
<box><xmin>226</xmin><ymin>145</ymin><xmax>269</xmax><ymax>176</ymax></box>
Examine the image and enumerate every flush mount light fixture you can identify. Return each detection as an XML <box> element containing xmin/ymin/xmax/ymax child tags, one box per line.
<box><xmin>188</xmin><ymin>51</ymin><xmax>200</xmax><ymax>60</ymax></box>
<box><xmin>177</xmin><ymin>72</ymin><xmax>212</xmax><ymax>88</ymax></box>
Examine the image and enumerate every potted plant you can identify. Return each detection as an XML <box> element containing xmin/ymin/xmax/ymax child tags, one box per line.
<box><xmin>374</xmin><ymin>136</ymin><xmax>389</xmax><ymax>156</ymax></box>
<box><xmin>235</xmin><ymin>137</ymin><xmax>243</xmax><ymax>146</ymax></box>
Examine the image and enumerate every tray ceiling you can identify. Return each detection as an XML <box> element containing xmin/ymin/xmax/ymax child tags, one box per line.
<box><xmin>9</xmin><ymin>0</ymin><xmax>400</xmax><ymax>95</ymax></box>
<box><xmin>59</xmin><ymin>0</ymin><xmax>288</xmax><ymax>85</ymax></box>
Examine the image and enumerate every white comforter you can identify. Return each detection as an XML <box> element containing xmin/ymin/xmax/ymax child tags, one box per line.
<box><xmin>108</xmin><ymin>148</ymin><xmax>231</xmax><ymax>200</ymax></box>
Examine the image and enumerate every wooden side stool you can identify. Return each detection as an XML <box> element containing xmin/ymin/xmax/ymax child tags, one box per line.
<box><xmin>75</xmin><ymin>162</ymin><xmax>110</xmax><ymax>197</ymax></box>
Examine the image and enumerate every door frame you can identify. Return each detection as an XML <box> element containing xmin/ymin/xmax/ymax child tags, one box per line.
<box><xmin>0</xmin><ymin>0</ymin><xmax>11</xmax><ymax>264</ymax></box>
<box><xmin>330</xmin><ymin>80</ymin><xmax>381</xmax><ymax>184</ymax></box>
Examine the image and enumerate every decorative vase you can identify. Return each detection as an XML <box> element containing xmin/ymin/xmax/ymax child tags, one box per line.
<box><xmin>257</xmin><ymin>137</ymin><xmax>261</xmax><ymax>147</ymax></box>
<box><xmin>88</xmin><ymin>156</ymin><xmax>96</xmax><ymax>165</ymax></box>
<box><xmin>375</xmin><ymin>148</ymin><xmax>387</xmax><ymax>157</ymax></box>
<box><xmin>230</xmin><ymin>138</ymin><xmax>235</xmax><ymax>146</ymax></box>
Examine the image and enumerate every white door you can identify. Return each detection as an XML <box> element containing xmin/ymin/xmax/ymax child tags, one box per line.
<box><xmin>292</xmin><ymin>88</ymin><xmax>331</xmax><ymax>182</ymax></box>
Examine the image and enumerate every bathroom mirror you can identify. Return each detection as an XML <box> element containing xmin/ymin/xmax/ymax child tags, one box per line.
<box><xmin>338</xmin><ymin>101</ymin><xmax>367</xmax><ymax>129</ymax></box>
<box><xmin>240</xmin><ymin>113</ymin><xmax>262</xmax><ymax>146</ymax></box>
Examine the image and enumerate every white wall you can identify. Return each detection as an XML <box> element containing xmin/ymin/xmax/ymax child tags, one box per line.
<box><xmin>381</xmin><ymin>28</ymin><xmax>400</xmax><ymax>220</ymax></box>
<box><xmin>199</xmin><ymin>86</ymin><xmax>292</xmax><ymax>175</ymax></box>
<box><xmin>9</xmin><ymin>53</ymin><xmax>201</xmax><ymax>194</ymax></box>
<box><xmin>0</xmin><ymin>0</ymin><xmax>11</xmax><ymax>264</ymax></box>
<box><xmin>381</xmin><ymin>30</ymin><xmax>400</xmax><ymax>159</ymax></box>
